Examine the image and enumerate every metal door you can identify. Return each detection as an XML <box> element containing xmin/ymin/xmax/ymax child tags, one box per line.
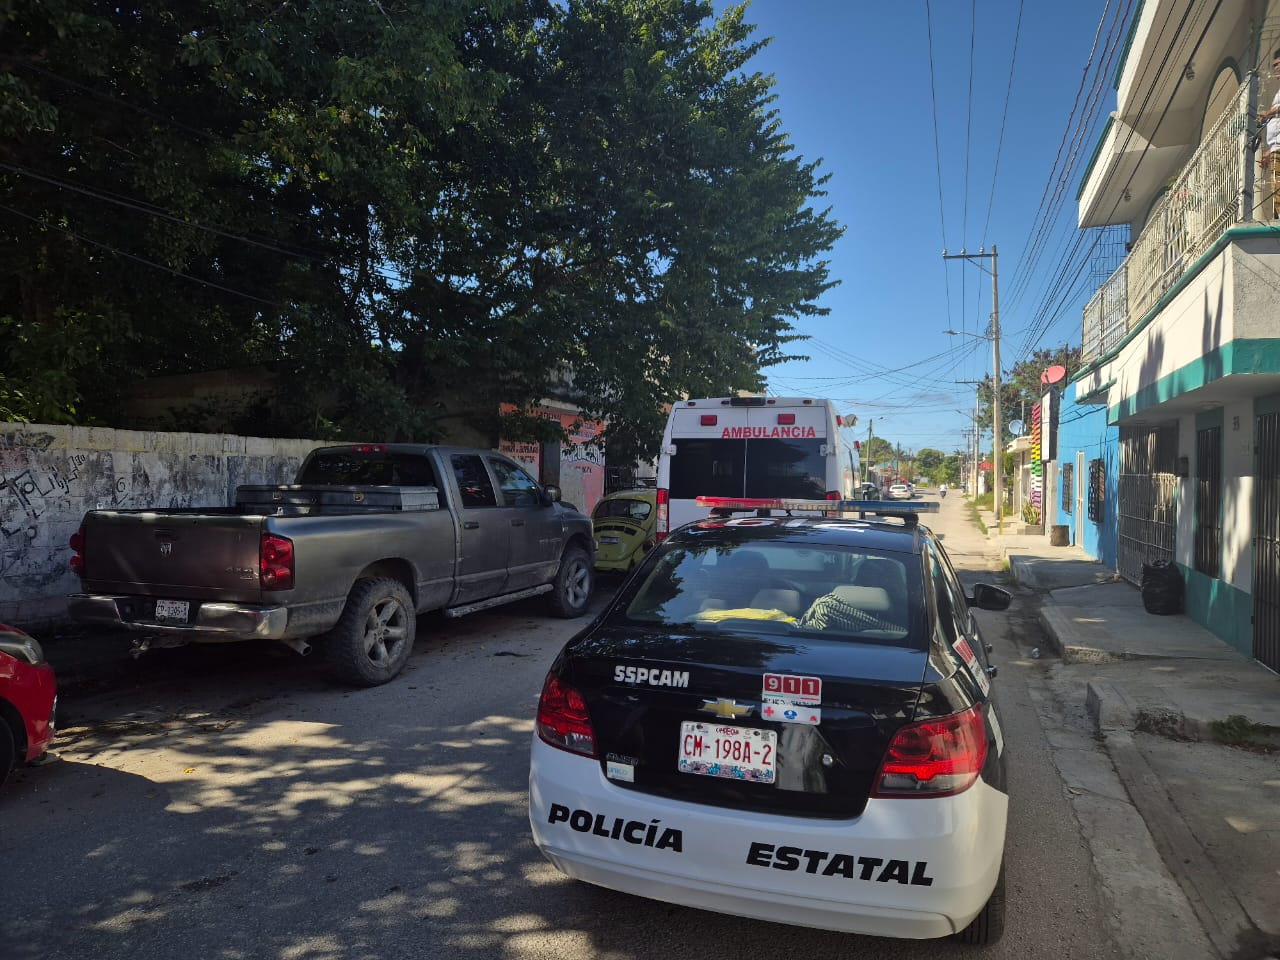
<box><xmin>1076</xmin><ymin>451</ymin><xmax>1085</xmax><ymax>545</ymax></box>
<box><xmin>1117</xmin><ymin>425</ymin><xmax>1179</xmax><ymax>584</ymax></box>
<box><xmin>1254</xmin><ymin>412</ymin><xmax>1280</xmax><ymax>672</ymax></box>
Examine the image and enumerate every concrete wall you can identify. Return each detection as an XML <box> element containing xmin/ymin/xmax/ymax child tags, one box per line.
<box><xmin>1</xmin><ymin>424</ymin><xmax>320</xmax><ymax>628</ymax></box>
<box><xmin>1174</xmin><ymin>403</ymin><xmax>1256</xmax><ymax>657</ymax></box>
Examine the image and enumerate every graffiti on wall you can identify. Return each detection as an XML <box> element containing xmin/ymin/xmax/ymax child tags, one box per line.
<box><xmin>1</xmin><ymin>425</ymin><xmax>316</xmax><ymax>625</ymax></box>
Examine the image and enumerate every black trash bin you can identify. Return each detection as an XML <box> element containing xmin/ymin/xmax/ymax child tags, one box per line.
<box><xmin>1141</xmin><ymin>560</ymin><xmax>1183</xmax><ymax>615</ymax></box>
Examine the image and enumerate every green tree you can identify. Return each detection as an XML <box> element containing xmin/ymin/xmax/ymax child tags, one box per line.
<box><xmin>1</xmin><ymin>0</ymin><xmax>842</xmax><ymax>462</ymax></box>
<box><xmin>865</xmin><ymin>436</ymin><xmax>895</xmax><ymax>467</ymax></box>
<box><xmin>916</xmin><ymin>447</ymin><xmax>945</xmax><ymax>479</ymax></box>
<box><xmin>974</xmin><ymin>344</ymin><xmax>1081</xmax><ymax>444</ymax></box>
<box><xmin>941</xmin><ymin>453</ymin><xmax>963</xmax><ymax>485</ymax></box>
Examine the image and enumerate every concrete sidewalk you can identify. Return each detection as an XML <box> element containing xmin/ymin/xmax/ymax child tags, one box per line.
<box><xmin>987</xmin><ymin>524</ymin><xmax>1280</xmax><ymax>960</ymax></box>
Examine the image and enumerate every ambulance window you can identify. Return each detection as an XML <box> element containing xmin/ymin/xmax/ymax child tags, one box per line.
<box><xmin>744</xmin><ymin>438</ymin><xmax>825</xmax><ymax>499</ymax></box>
<box><xmin>669</xmin><ymin>439</ymin><xmax>745</xmax><ymax>498</ymax></box>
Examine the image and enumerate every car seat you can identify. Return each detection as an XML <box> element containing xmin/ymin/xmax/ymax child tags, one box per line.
<box><xmin>749</xmin><ymin>588</ymin><xmax>804</xmax><ymax>616</ymax></box>
<box><xmin>716</xmin><ymin>550</ymin><xmax>771</xmax><ymax>607</ymax></box>
<box><xmin>853</xmin><ymin>558</ymin><xmax>908</xmax><ymax>618</ymax></box>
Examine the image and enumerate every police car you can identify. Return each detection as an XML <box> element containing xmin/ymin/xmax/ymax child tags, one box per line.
<box><xmin>528</xmin><ymin>497</ymin><xmax>1012</xmax><ymax>944</ymax></box>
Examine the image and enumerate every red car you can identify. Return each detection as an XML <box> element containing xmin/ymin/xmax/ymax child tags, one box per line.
<box><xmin>0</xmin><ymin>624</ymin><xmax>58</xmax><ymax>789</ymax></box>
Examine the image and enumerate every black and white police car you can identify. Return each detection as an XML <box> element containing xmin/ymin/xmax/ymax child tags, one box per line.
<box><xmin>529</xmin><ymin>497</ymin><xmax>1012</xmax><ymax>944</ymax></box>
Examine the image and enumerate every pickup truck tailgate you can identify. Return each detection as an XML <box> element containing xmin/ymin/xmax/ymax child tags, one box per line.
<box><xmin>81</xmin><ymin>510</ymin><xmax>266</xmax><ymax>603</ymax></box>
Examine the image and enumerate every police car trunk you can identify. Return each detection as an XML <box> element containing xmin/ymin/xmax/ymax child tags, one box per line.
<box><xmin>551</xmin><ymin>627</ymin><xmax>934</xmax><ymax>820</ymax></box>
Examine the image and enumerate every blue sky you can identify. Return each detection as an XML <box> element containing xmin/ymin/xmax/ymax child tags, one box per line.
<box><xmin>719</xmin><ymin>0</ymin><xmax>1123</xmax><ymax>456</ymax></box>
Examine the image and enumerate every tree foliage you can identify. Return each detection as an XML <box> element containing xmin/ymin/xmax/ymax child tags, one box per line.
<box><xmin>974</xmin><ymin>344</ymin><xmax>1082</xmax><ymax>443</ymax></box>
<box><xmin>1</xmin><ymin>0</ymin><xmax>842</xmax><ymax>462</ymax></box>
<box><xmin>864</xmin><ymin>436</ymin><xmax>895</xmax><ymax>466</ymax></box>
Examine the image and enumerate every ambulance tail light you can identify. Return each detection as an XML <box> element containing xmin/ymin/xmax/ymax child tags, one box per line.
<box><xmin>656</xmin><ymin>487</ymin><xmax>669</xmax><ymax>540</ymax></box>
<box><xmin>777</xmin><ymin>413</ymin><xmax>795</xmax><ymax>425</ymax></box>
<box><xmin>536</xmin><ymin>673</ymin><xmax>597</xmax><ymax>757</ymax></box>
<box><xmin>871</xmin><ymin>704</ymin><xmax>987</xmax><ymax>798</ymax></box>
<box><xmin>825</xmin><ymin>490</ymin><xmax>841</xmax><ymax>500</ymax></box>
<box><xmin>699</xmin><ymin>414</ymin><xmax>718</xmax><ymax>426</ymax></box>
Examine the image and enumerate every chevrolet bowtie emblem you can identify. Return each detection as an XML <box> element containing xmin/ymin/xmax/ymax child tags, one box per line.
<box><xmin>699</xmin><ymin>698</ymin><xmax>753</xmax><ymax>719</ymax></box>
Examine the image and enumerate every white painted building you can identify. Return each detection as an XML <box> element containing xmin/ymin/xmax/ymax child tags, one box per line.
<box><xmin>1061</xmin><ymin>1</ymin><xmax>1280</xmax><ymax>673</ymax></box>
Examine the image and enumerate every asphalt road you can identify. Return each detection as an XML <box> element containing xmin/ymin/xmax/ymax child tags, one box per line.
<box><xmin>2</xmin><ymin>500</ymin><xmax>1129</xmax><ymax>960</ymax></box>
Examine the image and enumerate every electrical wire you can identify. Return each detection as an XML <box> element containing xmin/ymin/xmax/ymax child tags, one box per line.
<box><xmin>0</xmin><ymin>203</ymin><xmax>285</xmax><ymax>308</ymax></box>
<box><xmin>981</xmin><ymin>0</ymin><xmax>1025</xmax><ymax>245</ymax></box>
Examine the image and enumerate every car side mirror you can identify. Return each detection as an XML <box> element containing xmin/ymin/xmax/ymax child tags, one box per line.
<box><xmin>968</xmin><ymin>582</ymin><xmax>1012</xmax><ymax>611</ymax></box>
<box><xmin>542</xmin><ymin>484</ymin><xmax>562</xmax><ymax>505</ymax></box>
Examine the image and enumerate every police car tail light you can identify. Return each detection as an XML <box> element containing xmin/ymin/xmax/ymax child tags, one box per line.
<box><xmin>536</xmin><ymin>673</ymin><xmax>597</xmax><ymax>757</ymax></box>
<box><xmin>871</xmin><ymin>704</ymin><xmax>987</xmax><ymax>798</ymax></box>
<box><xmin>655</xmin><ymin>488</ymin><xmax>669</xmax><ymax>541</ymax></box>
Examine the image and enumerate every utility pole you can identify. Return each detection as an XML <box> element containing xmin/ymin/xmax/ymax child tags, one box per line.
<box><xmin>944</xmin><ymin>245</ymin><xmax>1003</xmax><ymax>532</ymax></box>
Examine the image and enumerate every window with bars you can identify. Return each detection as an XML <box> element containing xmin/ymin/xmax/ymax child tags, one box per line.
<box><xmin>1194</xmin><ymin>426</ymin><xmax>1222</xmax><ymax>577</ymax></box>
<box><xmin>1088</xmin><ymin>458</ymin><xmax>1105</xmax><ymax>522</ymax></box>
<box><xmin>1061</xmin><ymin>463</ymin><xmax>1073</xmax><ymax>514</ymax></box>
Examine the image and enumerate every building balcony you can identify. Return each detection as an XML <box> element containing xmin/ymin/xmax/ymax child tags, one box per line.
<box><xmin>1081</xmin><ymin>73</ymin><xmax>1262</xmax><ymax>363</ymax></box>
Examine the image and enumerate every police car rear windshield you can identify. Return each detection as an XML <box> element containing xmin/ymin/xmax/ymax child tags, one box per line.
<box><xmin>668</xmin><ymin>438</ymin><xmax>825</xmax><ymax>500</ymax></box>
<box><xmin>622</xmin><ymin>538</ymin><xmax>924</xmax><ymax>648</ymax></box>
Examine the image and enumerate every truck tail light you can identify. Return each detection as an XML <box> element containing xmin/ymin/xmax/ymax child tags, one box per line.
<box><xmin>260</xmin><ymin>534</ymin><xmax>294</xmax><ymax>590</ymax></box>
<box><xmin>536</xmin><ymin>673</ymin><xmax>597</xmax><ymax>757</ymax></box>
<box><xmin>655</xmin><ymin>488</ymin><xmax>669</xmax><ymax>540</ymax></box>
<box><xmin>871</xmin><ymin>704</ymin><xmax>987</xmax><ymax>798</ymax></box>
<box><xmin>69</xmin><ymin>527</ymin><xmax>85</xmax><ymax>576</ymax></box>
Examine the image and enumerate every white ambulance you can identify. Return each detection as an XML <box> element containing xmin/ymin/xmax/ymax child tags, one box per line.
<box><xmin>655</xmin><ymin>397</ymin><xmax>854</xmax><ymax>538</ymax></box>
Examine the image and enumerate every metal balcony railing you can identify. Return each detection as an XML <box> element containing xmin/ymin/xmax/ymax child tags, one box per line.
<box><xmin>1082</xmin><ymin>74</ymin><xmax>1259</xmax><ymax>361</ymax></box>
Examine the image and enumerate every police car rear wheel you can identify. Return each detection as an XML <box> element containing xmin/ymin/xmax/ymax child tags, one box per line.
<box><xmin>953</xmin><ymin>863</ymin><xmax>1005</xmax><ymax>945</ymax></box>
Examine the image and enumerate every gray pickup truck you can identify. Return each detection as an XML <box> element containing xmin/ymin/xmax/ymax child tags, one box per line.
<box><xmin>67</xmin><ymin>444</ymin><xmax>596</xmax><ymax>686</ymax></box>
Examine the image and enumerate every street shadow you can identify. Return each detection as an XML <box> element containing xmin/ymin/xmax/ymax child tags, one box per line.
<box><xmin>3</xmin><ymin>575</ymin><xmax>1097</xmax><ymax>960</ymax></box>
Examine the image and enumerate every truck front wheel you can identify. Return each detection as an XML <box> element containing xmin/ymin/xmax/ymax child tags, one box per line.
<box><xmin>325</xmin><ymin>578</ymin><xmax>416</xmax><ymax>686</ymax></box>
<box><xmin>548</xmin><ymin>545</ymin><xmax>593</xmax><ymax>618</ymax></box>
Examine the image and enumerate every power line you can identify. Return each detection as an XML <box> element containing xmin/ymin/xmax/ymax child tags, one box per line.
<box><xmin>0</xmin><ymin>203</ymin><xmax>284</xmax><ymax>308</ymax></box>
<box><xmin>981</xmin><ymin>0</ymin><xmax>1026</xmax><ymax>245</ymax></box>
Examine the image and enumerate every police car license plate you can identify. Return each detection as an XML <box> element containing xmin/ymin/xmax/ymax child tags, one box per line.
<box><xmin>677</xmin><ymin>722</ymin><xmax>776</xmax><ymax>783</ymax></box>
<box><xmin>155</xmin><ymin>599</ymin><xmax>189</xmax><ymax>622</ymax></box>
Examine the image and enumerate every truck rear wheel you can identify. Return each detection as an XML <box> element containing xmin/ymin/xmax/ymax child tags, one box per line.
<box><xmin>548</xmin><ymin>545</ymin><xmax>593</xmax><ymax>618</ymax></box>
<box><xmin>325</xmin><ymin>578</ymin><xmax>416</xmax><ymax>686</ymax></box>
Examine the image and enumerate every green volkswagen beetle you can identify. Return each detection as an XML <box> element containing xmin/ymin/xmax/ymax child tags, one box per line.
<box><xmin>591</xmin><ymin>488</ymin><xmax>658</xmax><ymax>573</ymax></box>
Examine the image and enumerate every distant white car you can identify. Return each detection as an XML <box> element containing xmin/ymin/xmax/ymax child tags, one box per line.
<box><xmin>888</xmin><ymin>483</ymin><xmax>911</xmax><ymax>500</ymax></box>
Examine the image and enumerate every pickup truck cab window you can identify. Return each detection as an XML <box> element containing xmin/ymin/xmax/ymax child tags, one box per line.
<box><xmin>489</xmin><ymin>457</ymin><xmax>542</xmax><ymax>507</ymax></box>
<box><xmin>451</xmin><ymin>454</ymin><xmax>498</xmax><ymax>508</ymax></box>
<box><xmin>298</xmin><ymin>452</ymin><xmax>438</xmax><ymax>487</ymax></box>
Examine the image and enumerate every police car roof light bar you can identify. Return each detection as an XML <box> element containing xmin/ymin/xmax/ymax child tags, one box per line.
<box><xmin>696</xmin><ymin>496</ymin><xmax>939</xmax><ymax>516</ymax></box>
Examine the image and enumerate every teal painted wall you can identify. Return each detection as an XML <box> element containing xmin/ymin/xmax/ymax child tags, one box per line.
<box><xmin>1178</xmin><ymin>563</ymin><xmax>1253</xmax><ymax>656</ymax></box>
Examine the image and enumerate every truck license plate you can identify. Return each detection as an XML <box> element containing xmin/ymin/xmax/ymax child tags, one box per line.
<box><xmin>678</xmin><ymin>721</ymin><xmax>776</xmax><ymax>783</ymax></box>
<box><xmin>155</xmin><ymin>599</ymin><xmax>189</xmax><ymax>622</ymax></box>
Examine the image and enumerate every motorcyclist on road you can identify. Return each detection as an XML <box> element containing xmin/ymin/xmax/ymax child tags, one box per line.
<box><xmin>939</xmin><ymin>483</ymin><xmax>948</xmax><ymax>498</ymax></box>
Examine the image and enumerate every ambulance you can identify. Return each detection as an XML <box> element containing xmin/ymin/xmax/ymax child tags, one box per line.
<box><xmin>655</xmin><ymin>397</ymin><xmax>855</xmax><ymax>538</ymax></box>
